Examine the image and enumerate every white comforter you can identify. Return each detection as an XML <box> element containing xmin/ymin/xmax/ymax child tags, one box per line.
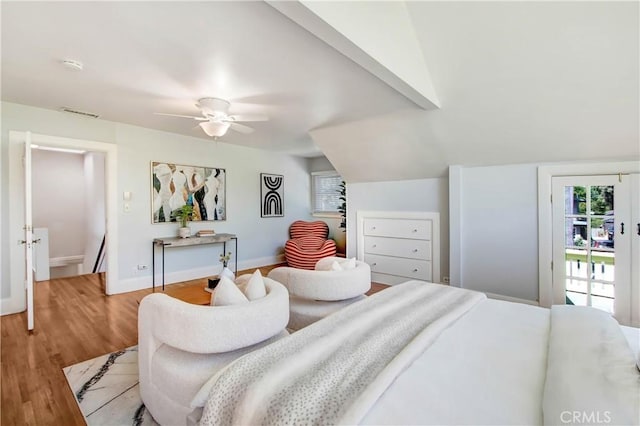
<box><xmin>362</xmin><ymin>298</ymin><xmax>551</xmax><ymax>425</ymax></box>
<box><xmin>197</xmin><ymin>281</ymin><xmax>485</xmax><ymax>425</ymax></box>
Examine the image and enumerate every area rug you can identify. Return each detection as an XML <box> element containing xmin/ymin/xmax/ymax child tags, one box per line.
<box><xmin>63</xmin><ymin>346</ymin><xmax>157</xmax><ymax>425</ymax></box>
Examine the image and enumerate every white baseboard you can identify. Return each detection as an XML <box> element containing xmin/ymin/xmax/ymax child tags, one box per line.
<box><xmin>110</xmin><ymin>254</ymin><xmax>285</xmax><ymax>295</ymax></box>
<box><xmin>485</xmin><ymin>292</ymin><xmax>539</xmax><ymax>306</ymax></box>
<box><xmin>50</xmin><ymin>255</ymin><xmax>84</xmax><ymax>267</ymax></box>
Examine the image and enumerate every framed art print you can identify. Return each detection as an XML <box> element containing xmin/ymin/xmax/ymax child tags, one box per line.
<box><xmin>152</xmin><ymin>162</ymin><xmax>226</xmax><ymax>223</ymax></box>
<box><xmin>260</xmin><ymin>173</ymin><xmax>284</xmax><ymax>217</ymax></box>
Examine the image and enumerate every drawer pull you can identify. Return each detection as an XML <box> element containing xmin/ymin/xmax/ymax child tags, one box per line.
<box><xmin>372</xmin><ymin>262</ymin><xmax>377</xmax><ymax>266</ymax></box>
<box><xmin>413</xmin><ymin>268</ymin><xmax>419</xmax><ymax>272</ymax></box>
<box><xmin>372</xmin><ymin>244</ymin><xmax>377</xmax><ymax>248</ymax></box>
<box><xmin>372</xmin><ymin>226</ymin><xmax>376</xmax><ymax>230</ymax></box>
<box><xmin>413</xmin><ymin>229</ymin><xmax>418</xmax><ymax>232</ymax></box>
<box><xmin>412</xmin><ymin>248</ymin><xmax>418</xmax><ymax>252</ymax></box>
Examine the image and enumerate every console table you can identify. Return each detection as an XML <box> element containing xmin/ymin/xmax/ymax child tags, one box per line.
<box><xmin>152</xmin><ymin>233</ymin><xmax>237</xmax><ymax>291</ymax></box>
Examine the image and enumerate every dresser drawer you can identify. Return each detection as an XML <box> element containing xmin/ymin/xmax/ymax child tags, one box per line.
<box><xmin>363</xmin><ymin>218</ymin><xmax>431</xmax><ymax>240</ymax></box>
<box><xmin>364</xmin><ymin>254</ymin><xmax>432</xmax><ymax>281</ymax></box>
<box><xmin>364</xmin><ymin>236</ymin><xmax>431</xmax><ymax>260</ymax></box>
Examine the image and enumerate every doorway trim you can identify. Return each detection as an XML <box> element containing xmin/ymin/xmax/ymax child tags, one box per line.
<box><xmin>537</xmin><ymin>161</ymin><xmax>639</xmax><ymax>308</ymax></box>
<box><xmin>5</xmin><ymin>131</ymin><xmax>118</xmax><ymax>315</ymax></box>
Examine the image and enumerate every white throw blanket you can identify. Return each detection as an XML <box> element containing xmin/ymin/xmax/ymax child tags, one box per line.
<box><xmin>543</xmin><ymin>306</ymin><xmax>640</xmax><ymax>426</ymax></box>
<box><xmin>198</xmin><ymin>281</ymin><xmax>485</xmax><ymax>426</ymax></box>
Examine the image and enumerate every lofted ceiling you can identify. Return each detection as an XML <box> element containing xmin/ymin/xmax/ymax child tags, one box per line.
<box><xmin>2</xmin><ymin>1</ymin><xmax>639</xmax><ymax>182</ymax></box>
<box><xmin>311</xmin><ymin>1</ymin><xmax>639</xmax><ymax>182</ymax></box>
<box><xmin>0</xmin><ymin>1</ymin><xmax>415</xmax><ymax>157</ymax></box>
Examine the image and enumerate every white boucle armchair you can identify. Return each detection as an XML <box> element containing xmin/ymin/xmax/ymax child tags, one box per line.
<box><xmin>138</xmin><ymin>278</ymin><xmax>289</xmax><ymax>426</ymax></box>
<box><xmin>267</xmin><ymin>257</ymin><xmax>371</xmax><ymax>331</ymax></box>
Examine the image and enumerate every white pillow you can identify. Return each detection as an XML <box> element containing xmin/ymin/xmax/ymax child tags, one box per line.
<box><xmin>210</xmin><ymin>276</ymin><xmax>248</xmax><ymax>306</ymax></box>
<box><xmin>330</xmin><ymin>260</ymin><xmax>343</xmax><ymax>271</ymax></box>
<box><xmin>243</xmin><ymin>269</ymin><xmax>267</xmax><ymax>300</ymax></box>
<box><xmin>219</xmin><ymin>266</ymin><xmax>235</xmax><ymax>281</ymax></box>
<box><xmin>340</xmin><ymin>257</ymin><xmax>357</xmax><ymax>270</ymax></box>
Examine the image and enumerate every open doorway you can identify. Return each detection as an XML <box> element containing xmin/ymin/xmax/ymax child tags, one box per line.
<box><xmin>6</xmin><ymin>131</ymin><xmax>118</xmax><ymax>330</ymax></box>
<box><xmin>31</xmin><ymin>146</ymin><xmax>107</xmax><ymax>282</ymax></box>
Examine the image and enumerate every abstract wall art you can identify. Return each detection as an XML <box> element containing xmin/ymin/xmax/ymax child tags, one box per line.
<box><xmin>260</xmin><ymin>173</ymin><xmax>284</xmax><ymax>217</ymax></box>
<box><xmin>152</xmin><ymin>162</ymin><xmax>226</xmax><ymax>223</ymax></box>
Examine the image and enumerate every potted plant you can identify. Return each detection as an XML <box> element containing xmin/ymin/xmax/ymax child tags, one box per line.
<box><xmin>219</xmin><ymin>252</ymin><xmax>232</xmax><ymax>268</ymax></box>
<box><xmin>337</xmin><ymin>180</ymin><xmax>346</xmax><ymax>231</ymax></box>
<box><xmin>334</xmin><ymin>180</ymin><xmax>347</xmax><ymax>255</ymax></box>
<box><xmin>174</xmin><ymin>204</ymin><xmax>194</xmax><ymax>238</ymax></box>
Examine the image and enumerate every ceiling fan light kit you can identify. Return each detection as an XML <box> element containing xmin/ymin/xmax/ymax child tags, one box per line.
<box><xmin>156</xmin><ymin>97</ymin><xmax>268</xmax><ymax>139</ymax></box>
<box><xmin>199</xmin><ymin>121</ymin><xmax>231</xmax><ymax>138</ymax></box>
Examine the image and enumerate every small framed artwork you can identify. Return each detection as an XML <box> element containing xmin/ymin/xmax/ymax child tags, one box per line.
<box><xmin>151</xmin><ymin>162</ymin><xmax>226</xmax><ymax>223</ymax></box>
<box><xmin>260</xmin><ymin>173</ymin><xmax>284</xmax><ymax>217</ymax></box>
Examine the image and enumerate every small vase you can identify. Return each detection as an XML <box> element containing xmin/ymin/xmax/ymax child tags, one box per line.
<box><xmin>178</xmin><ymin>226</ymin><xmax>191</xmax><ymax>238</ymax></box>
<box><xmin>208</xmin><ymin>275</ymin><xmax>220</xmax><ymax>290</ymax></box>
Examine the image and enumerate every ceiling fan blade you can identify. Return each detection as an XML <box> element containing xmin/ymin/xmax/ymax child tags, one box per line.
<box><xmin>154</xmin><ymin>112</ymin><xmax>207</xmax><ymax>121</ymax></box>
<box><xmin>229</xmin><ymin>122</ymin><xmax>255</xmax><ymax>134</ymax></box>
<box><xmin>228</xmin><ymin>114</ymin><xmax>268</xmax><ymax>122</ymax></box>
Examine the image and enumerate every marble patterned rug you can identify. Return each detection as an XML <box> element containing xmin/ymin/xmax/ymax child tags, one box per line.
<box><xmin>63</xmin><ymin>346</ymin><xmax>158</xmax><ymax>425</ymax></box>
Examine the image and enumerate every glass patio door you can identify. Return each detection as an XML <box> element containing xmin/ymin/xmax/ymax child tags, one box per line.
<box><xmin>552</xmin><ymin>175</ymin><xmax>631</xmax><ymax>324</ymax></box>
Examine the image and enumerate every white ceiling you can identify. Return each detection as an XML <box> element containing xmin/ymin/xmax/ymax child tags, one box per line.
<box><xmin>1</xmin><ymin>1</ymin><xmax>415</xmax><ymax>157</ymax></box>
<box><xmin>2</xmin><ymin>1</ymin><xmax>639</xmax><ymax>182</ymax></box>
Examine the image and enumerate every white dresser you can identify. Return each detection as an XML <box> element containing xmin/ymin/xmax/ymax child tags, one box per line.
<box><xmin>356</xmin><ymin>211</ymin><xmax>440</xmax><ymax>285</ymax></box>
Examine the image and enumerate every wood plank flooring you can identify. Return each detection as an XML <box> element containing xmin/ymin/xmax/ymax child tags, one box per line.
<box><xmin>1</xmin><ymin>266</ymin><xmax>388</xmax><ymax>425</ymax></box>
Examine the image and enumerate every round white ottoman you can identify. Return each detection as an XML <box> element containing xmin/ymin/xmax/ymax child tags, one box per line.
<box><xmin>287</xmin><ymin>294</ymin><xmax>367</xmax><ymax>331</ymax></box>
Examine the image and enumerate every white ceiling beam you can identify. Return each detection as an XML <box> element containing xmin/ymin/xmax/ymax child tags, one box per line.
<box><xmin>267</xmin><ymin>0</ymin><xmax>440</xmax><ymax>110</ymax></box>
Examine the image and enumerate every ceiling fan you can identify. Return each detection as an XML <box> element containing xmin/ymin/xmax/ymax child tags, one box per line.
<box><xmin>155</xmin><ymin>97</ymin><xmax>268</xmax><ymax>138</ymax></box>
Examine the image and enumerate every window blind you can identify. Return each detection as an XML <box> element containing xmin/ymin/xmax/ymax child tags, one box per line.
<box><xmin>312</xmin><ymin>172</ymin><xmax>342</xmax><ymax>214</ymax></box>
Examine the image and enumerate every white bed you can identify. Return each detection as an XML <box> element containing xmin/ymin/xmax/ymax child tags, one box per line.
<box><xmin>193</xmin><ymin>281</ymin><xmax>640</xmax><ymax>426</ymax></box>
<box><xmin>362</xmin><ymin>298</ymin><xmax>550</xmax><ymax>425</ymax></box>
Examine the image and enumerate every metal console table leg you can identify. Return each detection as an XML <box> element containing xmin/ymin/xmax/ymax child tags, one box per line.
<box><xmin>152</xmin><ymin>241</ymin><xmax>155</xmax><ymax>292</ymax></box>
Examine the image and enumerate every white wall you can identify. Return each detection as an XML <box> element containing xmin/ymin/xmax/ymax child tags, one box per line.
<box><xmin>450</xmin><ymin>163</ymin><xmax>539</xmax><ymax>301</ymax></box>
<box><xmin>347</xmin><ymin>177</ymin><xmax>449</xmax><ymax>281</ymax></box>
<box><xmin>32</xmin><ymin>149</ymin><xmax>87</xmax><ymax>260</ymax></box>
<box><xmin>83</xmin><ymin>152</ymin><xmax>106</xmax><ymax>274</ymax></box>
<box><xmin>1</xmin><ymin>102</ymin><xmax>313</xmax><ymax>307</ymax></box>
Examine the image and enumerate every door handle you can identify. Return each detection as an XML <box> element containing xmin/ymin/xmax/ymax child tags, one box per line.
<box><xmin>32</xmin><ymin>238</ymin><xmax>41</xmax><ymax>244</ymax></box>
<box><xmin>637</xmin><ymin>223</ymin><xmax>639</xmax><ymax>236</ymax></box>
<box><xmin>620</xmin><ymin>222</ymin><xmax>625</xmax><ymax>235</ymax></box>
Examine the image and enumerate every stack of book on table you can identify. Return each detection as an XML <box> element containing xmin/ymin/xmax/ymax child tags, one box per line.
<box><xmin>196</xmin><ymin>229</ymin><xmax>215</xmax><ymax>237</ymax></box>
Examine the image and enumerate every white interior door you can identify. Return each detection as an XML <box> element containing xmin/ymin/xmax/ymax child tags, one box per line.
<box><xmin>552</xmin><ymin>175</ymin><xmax>632</xmax><ymax>325</ymax></box>
<box><xmin>24</xmin><ymin>132</ymin><xmax>35</xmax><ymax>330</ymax></box>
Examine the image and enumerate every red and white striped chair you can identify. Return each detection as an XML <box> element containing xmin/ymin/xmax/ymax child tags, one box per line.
<box><xmin>284</xmin><ymin>220</ymin><xmax>336</xmax><ymax>269</ymax></box>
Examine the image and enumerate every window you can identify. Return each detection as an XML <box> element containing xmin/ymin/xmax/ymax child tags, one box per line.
<box><xmin>311</xmin><ymin>171</ymin><xmax>342</xmax><ymax>216</ymax></box>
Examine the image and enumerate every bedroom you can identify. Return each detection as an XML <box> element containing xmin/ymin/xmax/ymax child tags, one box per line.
<box><xmin>1</xmin><ymin>1</ymin><xmax>639</xmax><ymax>425</ymax></box>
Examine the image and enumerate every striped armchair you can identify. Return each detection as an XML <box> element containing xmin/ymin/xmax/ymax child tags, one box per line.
<box><xmin>284</xmin><ymin>221</ymin><xmax>337</xmax><ymax>269</ymax></box>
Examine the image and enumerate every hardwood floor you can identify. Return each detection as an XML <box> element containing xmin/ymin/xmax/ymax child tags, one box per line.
<box><xmin>1</xmin><ymin>266</ymin><xmax>388</xmax><ymax>425</ymax></box>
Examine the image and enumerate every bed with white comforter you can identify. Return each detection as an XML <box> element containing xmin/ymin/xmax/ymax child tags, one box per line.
<box><xmin>193</xmin><ymin>281</ymin><xmax>640</xmax><ymax>426</ymax></box>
